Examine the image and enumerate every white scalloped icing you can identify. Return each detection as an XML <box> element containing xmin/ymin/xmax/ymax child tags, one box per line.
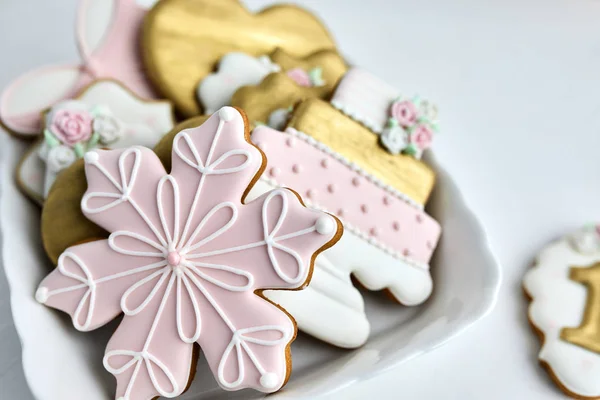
<box><xmin>524</xmin><ymin>233</ymin><xmax>600</xmax><ymax>398</ymax></box>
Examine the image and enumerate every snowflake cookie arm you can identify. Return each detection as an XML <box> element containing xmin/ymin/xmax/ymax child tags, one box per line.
<box><xmin>80</xmin><ymin>146</ymin><xmax>171</xmax><ymax>248</ymax></box>
<box><xmin>36</xmin><ymin>239</ymin><xmax>168</xmax><ymax>331</ymax></box>
<box><xmin>104</xmin><ymin>282</ymin><xmax>195</xmax><ymax>400</ymax></box>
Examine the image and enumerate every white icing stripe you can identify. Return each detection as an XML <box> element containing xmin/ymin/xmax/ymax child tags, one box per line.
<box><xmin>259</xmin><ymin>176</ymin><xmax>429</xmax><ymax>271</ymax></box>
<box><xmin>285</xmin><ymin>127</ymin><xmax>423</xmax><ymax>209</ymax></box>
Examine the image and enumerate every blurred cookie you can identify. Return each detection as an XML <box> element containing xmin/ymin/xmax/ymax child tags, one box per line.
<box><xmin>524</xmin><ymin>225</ymin><xmax>600</xmax><ymax>399</ymax></box>
<box><xmin>0</xmin><ymin>0</ymin><xmax>158</xmax><ymax>137</ymax></box>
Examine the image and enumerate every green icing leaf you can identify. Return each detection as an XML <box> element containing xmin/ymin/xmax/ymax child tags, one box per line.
<box><xmin>73</xmin><ymin>142</ymin><xmax>85</xmax><ymax>158</ymax></box>
<box><xmin>43</xmin><ymin>129</ymin><xmax>61</xmax><ymax>149</ymax></box>
<box><xmin>387</xmin><ymin>117</ymin><xmax>399</xmax><ymax>128</ymax></box>
<box><xmin>90</xmin><ymin>105</ymin><xmax>110</xmax><ymax>118</ymax></box>
<box><xmin>308</xmin><ymin>67</ymin><xmax>325</xmax><ymax>87</ymax></box>
<box><xmin>403</xmin><ymin>144</ymin><xmax>417</xmax><ymax>157</ymax></box>
<box><xmin>87</xmin><ymin>132</ymin><xmax>100</xmax><ymax>149</ymax></box>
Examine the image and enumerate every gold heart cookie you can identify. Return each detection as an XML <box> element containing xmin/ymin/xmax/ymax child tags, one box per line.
<box><xmin>143</xmin><ymin>0</ymin><xmax>338</xmax><ymax>117</ymax></box>
<box><xmin>287</xmin><ymin>98</ymin><xmax>435</xmax><ymax>205</ymax></box>
<box><xmin>42</xmin><ymin>116</ymin><xmax>207</xmax><ymax>265</ymax></box>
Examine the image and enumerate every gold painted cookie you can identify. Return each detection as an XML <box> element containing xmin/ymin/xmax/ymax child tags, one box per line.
<box><xmin>231</xmin><ymin>49</ymin><xmax>347</xmax><ymax>127</ymax></box>
<box><xmin>143</xmin><ymin>0</ymin><xmax>338</xmax><ymax>117</ymax></box>
<box><xmin>287</xmin><ymin>98</ymin><xmax>435</xmax><ymax>205</ymax></box>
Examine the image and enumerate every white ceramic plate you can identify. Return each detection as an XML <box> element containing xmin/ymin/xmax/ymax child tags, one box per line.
<box><xmin>0</xmin><ymin>131</ymin><xmax>501</xmax><ymax>400</ymax></box>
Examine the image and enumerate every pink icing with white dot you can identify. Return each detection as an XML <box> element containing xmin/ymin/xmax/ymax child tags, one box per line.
<box><xmin>35</xmin><ymin>108</ymin><xmax>338</xmax><ymax>399</ymax></box>
<box><xmin>252</xmin><ymin>126</ymin><xmax>440</xmax><ymax>266</ymax></box>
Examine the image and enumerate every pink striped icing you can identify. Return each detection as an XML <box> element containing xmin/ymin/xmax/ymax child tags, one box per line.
<box><xmin>252</xmin><ymin>126</ymin><xmax>440</xmax><ymax>265</ymax></box>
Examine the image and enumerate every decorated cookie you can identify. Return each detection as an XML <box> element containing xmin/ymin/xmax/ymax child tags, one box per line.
<box><xmin>17</xmin><ymin>80</ymin><xmax>174</xmax><ymax>204</ymax></box>
<box><xmin>200</xmin><ymin>48</ymin><xmax>346</xmax><ymax>119</ymax></box>
<box><xmin>42</xmin><ymin>114</ymin><xmax>369</xmax><ymax>349</ymax></box>
<box><xmin>332</xmin><ymin>68</ymin><xmax>439</xmax><ymax>159</ymax></box>
<box><xmin>524</xmin><ymin>225</ymin><xmax>600</xmax><ymax>399</ymax></box>
<box><xmin>142</xmin><ymin>0</ymin><xmax>337</xmax><ymax>117</ymax></box>
<box><xmin>36</xmin><ymin>107</ymin><xmax>341</xmax><ymax>398</ymax></box>
<box><xmin>0</xmin><ymin>0</ymin><xmax>159</xmax><ymax>137</ymax></box>
<box><xmin>251</xmin><ymin>125</ymin><xmax>441</xmax><ymax>305</ymax></box>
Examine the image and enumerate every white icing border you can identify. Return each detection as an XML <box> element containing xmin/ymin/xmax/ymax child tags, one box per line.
<box><xmin>285</xmin><ymin>127</ymin><xmax>423</xmax><ymax>210</ymax></box>
<box><xmin>331</xmin><ymin>100</ymin><xmax>383</xmax><ymax>134</ymax></box>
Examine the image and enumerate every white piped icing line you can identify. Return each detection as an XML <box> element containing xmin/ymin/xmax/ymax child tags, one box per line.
<box><xmin>36</xmin><ymin>107</ymin><xmax>337</xmax><ymax>397</ymax></box>
<box><xmin>331</xmin><ymin>100</ymin><xmax>381</xmax><ymax>133</ymax></box>
<box><xmin>285</xmin><ymin>128</ymin><xmax>423</xmax><ymax>210</ymax></box>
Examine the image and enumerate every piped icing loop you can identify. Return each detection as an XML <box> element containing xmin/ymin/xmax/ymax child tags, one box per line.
<box><xmin>36</xmin><ymin>107</ymin><xmax>339</xmax><ymax>398</ymax></box>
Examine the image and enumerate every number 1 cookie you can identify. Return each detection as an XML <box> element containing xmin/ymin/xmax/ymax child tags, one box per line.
<box><xmin>524</xmin><ymin>225</ymin><xmax>600</xmax><ymax>399</ymax></box>
<box><xmin>36</xmin><ymin>107</ymin><xmax>342</xmax><ymax>397</ymax></box>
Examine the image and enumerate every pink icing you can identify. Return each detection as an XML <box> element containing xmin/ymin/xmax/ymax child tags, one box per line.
<box><xmin>50</xmin><ymin>109</ymin><xmax>93</xmax><ymax>146</ymax></box>
<box><xmin>252</xmin><ymin>126</ymin><xmax>440</xmax><ymax>265</ymax></box>
<box><xmin>286</xmin><ymin>68</ymin><xmax>312</xmax><ymax>87</ymax></box>
<box><xmin>36</xmin><ymin>108</ymin><xmax>338</xmax><ymax>398</ymax></box>
<box><xmin>391</xmin><ymin>100</ymin><xmax>418</xmax><ymax>127</ymax></box>
<box><xmin>0</xmin><ymin>0</ymin><xmax>155</xmax><ymax>136</ymax></box>
<box><xmin>411</xmin><ymin>123</ymin><xmax>434</xmax><ymax>150</ymax></box>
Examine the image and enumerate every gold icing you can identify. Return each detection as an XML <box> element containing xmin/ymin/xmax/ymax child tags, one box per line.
<box><xmin>232</xmin><ymin>73</ymin><xmax>323</xmax><ymax>128</ymax></box>
<box><xmin>561</xmin><ymin>262</ymin><xmax>600</xmax><ymax>354</ymax></box>
<box><xmin>231</xmin><ymin>49</ymin><xmax>347</xmax><ymax>126</ymax></box>
<box><xmin>287</xmin><ymin>98</ymin><xmax>435</xmax><ymax>205</ymax></box>
<box><xmin>42</xmin><ymin>116</ymin><xmax>208</xmax><ymax>265</ymax></box>
<box><xmin>269</xmin><ymin>48</ymin><xmax>347</xmax><ymax>93</ymax></box>
<box><xmin>143</xmin><ymin>0</ymin><xmax>337</xmax><ymax>117</ymax></box>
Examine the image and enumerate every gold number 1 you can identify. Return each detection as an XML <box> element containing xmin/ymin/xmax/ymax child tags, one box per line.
<box><xmin>561</xmin><ymin>262</ymin><xmax>600</xmax><ymax>354</ymax></box>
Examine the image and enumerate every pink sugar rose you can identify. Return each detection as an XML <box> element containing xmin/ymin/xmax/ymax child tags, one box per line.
<box><xmin>286</xmin><ymin>68</ymin><xmax>312</xmax><ymax>87</ymax></box>
<box><xmin>391</xmin><ymin>100</ymin><xmax>418</xmax><ymax>127</ymax></box>
<box><xmin>411</xmin><ymin>124</ymin><xmax>434</xmax><ymax>150</ymax></box>
<box><xmin>50</xmin><ymin>109</ymin><xmax>93</xmax><ymax>146</ymax></box>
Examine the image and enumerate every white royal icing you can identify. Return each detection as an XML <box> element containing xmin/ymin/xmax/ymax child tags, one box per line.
<box><xmin>18</xmin><ymin>80</ymin><xmax>174</xmax><ymax>203</ymax></box>
<box><xmin>197</xmin><ymin>53</ymin><xmax>281</xmax><ymax>114</ymax></box>
<box><xmin>524</xmin><ymin>226</ymin><xmax>600</xmax><ymax>398</ymax></box>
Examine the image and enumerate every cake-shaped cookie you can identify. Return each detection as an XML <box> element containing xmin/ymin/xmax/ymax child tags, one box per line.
<box><xmin>36</xmin><ymin>107</ymin><xmax>341</xmax><ymax>398</ymax></box>
<box><xmin>0</xmin><ymin>0</ymin><xmax>158</xmax><ymax>137</ymax></box>
<box><xmin>17</xmin><ymin>80</ymin><xmax>174</xmax><ymax>204</ymax></box>
<box><xmin>238</xmin><ymin>68</ymin><xmax>441</xmax><ymax>347</ymax></box>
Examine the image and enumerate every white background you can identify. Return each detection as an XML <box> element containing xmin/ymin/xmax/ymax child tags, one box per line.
<box><xmin>2</xmin><ymin>0</ymin><xmax>600</xmax><ymax>398</ymax></box>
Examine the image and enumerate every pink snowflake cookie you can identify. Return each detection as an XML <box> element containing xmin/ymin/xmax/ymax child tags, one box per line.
<box><xmin>35</xmin><ymin>107</ymin><xmax>341</xmax><ymax>399</ymax></box>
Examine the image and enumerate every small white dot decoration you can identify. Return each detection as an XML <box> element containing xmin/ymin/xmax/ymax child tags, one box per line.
<box><xmin>218</xmin><ymin>106</ymin><xmax>236</xmax><ymax>121</ymax></box>
<box><xmin>315</xmin><ymin>216</ymin><xmax>335</xmax><ymax>235</ymax></box>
